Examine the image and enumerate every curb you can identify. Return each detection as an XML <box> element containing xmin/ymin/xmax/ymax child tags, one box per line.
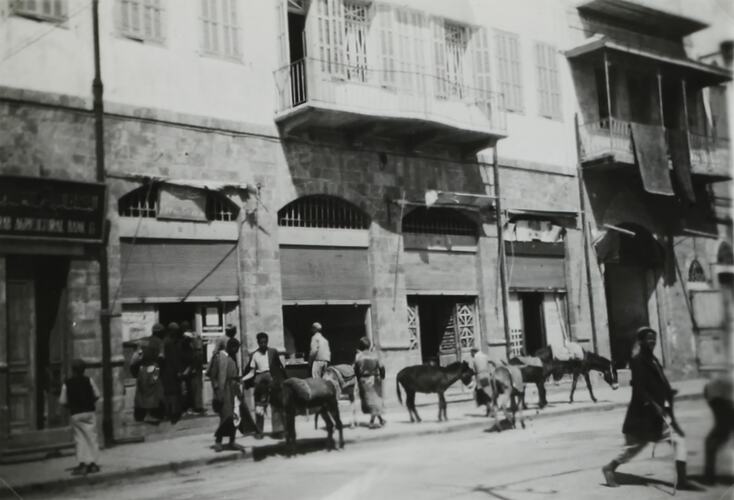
<box><xmin>1</xmin><ymin>392</ymin><xmax>703</xmax><ymax>497</ymax></box>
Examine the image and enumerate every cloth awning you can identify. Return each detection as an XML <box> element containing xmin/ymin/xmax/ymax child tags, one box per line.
<box><xmin>108</xmin><ymin>172</ymin><xmax>258</xmax><ymax>193</ymax></box>
<box><xmin>565</xmin><ymin>35</ymin><xmax>731</xmax><ymax>86</ymax></box>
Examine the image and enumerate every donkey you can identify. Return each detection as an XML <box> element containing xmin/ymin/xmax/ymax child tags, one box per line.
<box><xmin>534</xmin><ymin>346</ymin><xmax>619</xmax><ymax>403</ymax></box>
<box><xmin>274</xmin><ymin>372</ymin><xmax>344</xmax><ymax>456</ymax></box>
<box><xmin>488</xmin><ymin>362</ymin><xmax>526</xmax><ymax>431</ymax></box>
<box><xmin>396</xmin><ymin>361</ymin><xmax>474</xmax><ymax>422</ymax></box>
<box><xmin>314</xmin><ymin>364</ymin><xmax>358</xmax><ymax>429</ymax></box>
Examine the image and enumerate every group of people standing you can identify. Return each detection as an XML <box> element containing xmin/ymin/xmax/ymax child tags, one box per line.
<box><xmin>131</xmin><ymin>321</ymin><xmax>206</xmax><ymax>425</ymax></box>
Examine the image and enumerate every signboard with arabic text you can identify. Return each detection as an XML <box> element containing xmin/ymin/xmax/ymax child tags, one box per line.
<box><xmin>0</xmin><ymin>176</ymin><xmax>106</xmax><ymax>243</ymax></box>
<box><xmin>157</xmin><ymin>184</ymin><xmax>208</xmax><ymax>222</ymax></box>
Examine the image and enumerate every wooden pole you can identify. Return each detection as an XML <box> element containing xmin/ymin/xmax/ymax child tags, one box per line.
<box><xmin>574</xmin><ymin>113</ymin><xmax>599</xmax><ymax>354</ymax></box>
<box><xmin>392</xmin><ymin>191</ymin><xmax>406</xmax><ymax>311</ymax></box>
<box><xmin>492</xmin><ymin>147</ymin><xmax>511</xmax><ymax>359</ymax></box>
<box><xmin>657</xmin><ymin>70</ymin><xmax>665</xmax><ymax>127</ymax></box>
<box><xmin>603</xmin><ymin>50</ymin><xmax>613</xmax><ymax>152</ymax></box>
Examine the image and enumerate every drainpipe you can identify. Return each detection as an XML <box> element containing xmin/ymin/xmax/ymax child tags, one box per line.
<box><xmin>92</xmin><ymin>0</ymin><xmax>114</xmax><ymax>447</ymax></box>
<box><xmin>492</xmin><ymin>146</ymin><xmax>511</xmax><ymax>359</ymax></box>
<box><xmin>574</xmin><ymin>114</ymin><xmax>599</xmax><ymax>354</ymax></box>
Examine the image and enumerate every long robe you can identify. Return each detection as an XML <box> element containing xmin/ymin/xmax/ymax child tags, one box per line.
<box><xmin>354</xmin><ymin>351</ymin><xmax>385</xmax><ymax>416</ymax></box>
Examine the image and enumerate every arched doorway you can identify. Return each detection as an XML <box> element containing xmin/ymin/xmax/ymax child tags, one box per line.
<box><xmin>601</xmin><ymin>223</ymin><xmax>664</xmax><ymax>369</ymax></box>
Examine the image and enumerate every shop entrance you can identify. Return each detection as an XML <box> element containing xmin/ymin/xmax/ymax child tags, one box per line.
<box><xmin>519</xmin><ymin>292</ymin><xmax>545</xmax><ymax>355</ymax></box>
<box><xmin>6</xmin><ymin>255</ymin><xmax>70</xmax><ymax>435</ymax></box>
<box><xmin>282</xmin><ymin>305</ymin><xmax>369</xmax><ymax>365</ymax></box>
<box><xmin>602</xmin><ymin>224</ymin><xmax>664</xmax><ymax>369</ymax></box>
<box><xmin>407</xmin><ymin>296</ymin><xmax>477</xmax><ymax>366</ymax></box>
<box><xmin>158</xmin><ymin>303</ymin><xmax>196</xmax><ymax>329</ymax></box>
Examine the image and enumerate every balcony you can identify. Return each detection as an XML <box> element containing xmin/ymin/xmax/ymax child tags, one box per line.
<box><xmin>274</xmin><ymin>58</ymin><xmax>506</xmax><ymax>151</ymax></box>
<box><xmin>578</xmin><ymin>118</ymin><xmax>731</xmax><ymax>180</ymax></box>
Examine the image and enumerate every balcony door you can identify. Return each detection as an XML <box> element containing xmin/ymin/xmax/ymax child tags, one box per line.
<box><xmin>627</xmin><ymin>73</ymin><xmax>655</xmax><ymax>124</ymax></box>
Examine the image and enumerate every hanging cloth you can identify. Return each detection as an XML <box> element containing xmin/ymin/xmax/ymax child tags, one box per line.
<box><xmin>630</xmin><ymin>123</ymin><xmax>675</xmax><ymax>196</ymax></box>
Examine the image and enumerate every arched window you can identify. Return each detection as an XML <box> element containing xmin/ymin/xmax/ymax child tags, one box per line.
<box><xmin>688</xmin><ymin>259</ymin><xmax>706</xmax><ymax>282</ymax></box>
<box><xmin>278</xmin><ymin>195</ymin><xmax>370</xmax><ymax>229</ymax></box>
<box><xmin>402</xmin><ymin>207</ymin><xmax>477</xmax><ymax>236</ymax></box>
<box><xmin>118</xmin><ymin>185</ymin><xmax>158</xmax><ymax>218</ymax></box>
<box><xmin>118</xmin><ymin>185</ymin><xmax>239</xmax><ymax>221</ymax></box>
<box><xmin>718</xmin><ymin>242</ymin><xmax>734</xmax><ymax>265</ymax></box>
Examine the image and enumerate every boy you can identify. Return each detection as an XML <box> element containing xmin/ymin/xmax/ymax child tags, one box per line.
<box><xmin>59</xmin><ymin>359</ymin><xmax>101</xmax><ymax>475</ymax></box>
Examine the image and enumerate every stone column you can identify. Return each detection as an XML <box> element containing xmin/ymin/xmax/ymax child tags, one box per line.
<box><xmin>477</xmin><ymin>225</ymin><xmax>506</xmax><ymax>361</ymax></box>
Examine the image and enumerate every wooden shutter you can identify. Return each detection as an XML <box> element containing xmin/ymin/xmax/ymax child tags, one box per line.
<box><xmin>536</xmin><ymin>42</ymin><xmax>560</xmax><ymax>119</ymax></box>
<box><xmin>280</xmin><ymin>246</ymin><xmax>370</xmax><ymax>301</ymax></box>
<box><xmin>495</xmin><ymin>29</ymin><xmax>522</xmax><ymax>113</ymax></box>
<box><xmin>201</xmin><ymin>0</ymin><xmax>219</xmax><ymax>54</ymax></box>
<box><xmin>508</xmin><ymin>293</ymin><xmax>524</xmax><ymax>357</ymax></box>
<box><xmin>317</xmin><ymin>0</ymin><xmax>345</xmax><ymax>76</ymax></box>
<box><xmin>14</xmin><ymin>0</ymin><xmax>67</xmax><ymax>20</ymax></box>
<box><xmin>433</xmin><ymin>18</ymin><xmax>448</xmax><ymax>98</ymax></box>
<box><xmin>378</xmin><ymin>3</ymin><xmax>395</xmax><ymax>86</ymax></box>
<box><xmin>275</xmin><ymin>0</ymin><xmax>289</xmax><ymax>68</ymax></box>
<box><xmin>472</xmin><ymin>27</ymin><xmax>492</xmax><ymax>117</ymax></box>
<box><xmin>119</xmin><ymin>240</ymin><xmax>238</xmax><ymax>300</ymax></box>
<box><xmin>120</xmin><ymin>0</ymin><xmax>164</xmax><ymax>42</ymax></box>
<box><xmin>223</xmin><ymin>0</ymin><xmax>240</xmax><ymax>57</ymax></box>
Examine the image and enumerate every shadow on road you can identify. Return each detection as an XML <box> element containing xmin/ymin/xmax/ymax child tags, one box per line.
<box><xmin>251</xmin><ymin>438</ymin><xmax>345</xmax><ymax>461</ymax></box>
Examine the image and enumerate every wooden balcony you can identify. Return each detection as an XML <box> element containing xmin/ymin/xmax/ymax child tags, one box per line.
<box><xmin>578</xmin><ymin>118</ymin><xmax>731</xmax><ymax>180</ymax></box>
<box><xmin>274</xmin><ymin>58</ymin><xmax>506</xmax><ymax>152</ymax></box>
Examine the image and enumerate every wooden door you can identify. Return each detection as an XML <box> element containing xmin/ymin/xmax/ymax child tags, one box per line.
<box><xmin>508</xmin><ymin>293</ymin><xmax>525</xmax><ymax>358</ymax></box>
<box><xmin>455</xmin><ymin>301</ymin><xmax>477</xmax><ymax>363</ymax></box>
<box><xmin>7</xmin><ymin>280</ymin><xmax>36</xmax><ymax>434</ymax></box>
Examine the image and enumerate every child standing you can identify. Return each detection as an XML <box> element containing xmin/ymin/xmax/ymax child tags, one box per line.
<box><xmin>59</xmin><ymin>359</ymin><xmax>101</xmax><ymax>475</ymax></box>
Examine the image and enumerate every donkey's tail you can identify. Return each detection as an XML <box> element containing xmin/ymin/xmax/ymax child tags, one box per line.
<box><xmin>396</xmin><ymin>378</ymin><xmax>403</xmax><ymax>406</ymax></box>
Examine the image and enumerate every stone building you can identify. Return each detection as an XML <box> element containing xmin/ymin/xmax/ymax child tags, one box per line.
<box><xmin>0</xmin><ymin>0</ymin><xmax>730</xmax><ymax>456</ymax></box>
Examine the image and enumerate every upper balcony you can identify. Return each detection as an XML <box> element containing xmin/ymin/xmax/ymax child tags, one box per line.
<box><xmin>274</xmin><ymin>57</ymin><xmax>506</xmax><ymax>151</ymax></box>
<box><xmin>578</xmin><ymin>118</ymin><xmax>731</xmax><ymax>180</ymax></box>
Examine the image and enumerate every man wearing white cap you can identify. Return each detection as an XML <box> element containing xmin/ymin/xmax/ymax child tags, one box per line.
<box><xmin>309</xmin><ymin>322</ymin><xmax>331</xmax><ymax>378</ymax></box>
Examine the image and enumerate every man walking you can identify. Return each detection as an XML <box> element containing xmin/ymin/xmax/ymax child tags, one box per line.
<box><xmin>601</xmin><ymin>326</ymin><xmax>697</xmax><ymax>490</ymax></box>
<box><xmin>471</xmin><ymin>347</ymin><xmax>492</xmax><ymax>416</ymax></box>
<box><xmin>59</xmin><ymin>359</ymin><xmax>101</xmax><ymax>475</ymax></box>
<box><xmin>309</xmin><ymin>322</ymin><xmax>331</xmax><ymax>378</ymax></box>
<box><xmin>242</xmin><ymin>332</ymin><xmax>286</xmax><ymax>439</ymax></box>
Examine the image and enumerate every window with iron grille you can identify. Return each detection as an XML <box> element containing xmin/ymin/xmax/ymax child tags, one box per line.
<box><xmin>278</xmin><ymin>195</ymin><xmax>370</xmax><ymax>229</ymax></box>
<box><xmin>118</xmin><ymin>0</ymin><xmax>165</xmax><ymax>43</ymax></box>
<box><xmin>434</xmin><ymin>21</ymin><xmax>467</xmax><ymax>99</ymax></box>
<box><xmin>12</xmin><ymin>0</ymin><xmax>67</xmax><ymax>22</ymax></box>
<box><xmin>201</xmin><ymin>0</ymin><xmax>240</xmax><ymax>59</ymax></box>
<box><xmin>344</xmin><ymin>2</ymin><xmax>369</xmax><ymax>82</ymax></box>
<box><xmin>119</xmin><ymin>185</ymin><xmax>238</xmax><ymax>221</ymax></box>
<box><xmin>495</xmin><ymin>29</ymin><xmax>523</xmax><ymax>113</ymax></box>
<box><xmin>402</xmin><ymin>207</ymin><xmax>476</xmax><ymax>236</ymax></box>
<box><xmin>688</xmin><ymin>259</ymin><xmax>706</xmax><ymax>282</ymax></box>
<box><xmin>118</xmin><ymin>185</ymin><xmax>159</xmax><ymax>218</ymax></box>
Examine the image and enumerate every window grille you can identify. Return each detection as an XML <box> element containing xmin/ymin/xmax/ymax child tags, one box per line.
<box><xmin>442</xmin><ymin>22</ymin><xmax>467</xmax><ymax>98</ymax></box>
<box><xmin>495</xmin><ymin>29</ymin><xmax>523</xmax><ymax>113</ymax></box>
<box><xmin>201</xmin><ymin>0</ymin><xmax>240</xmax><ymax>58</ymax></box>
<box><xmin>206</xmin><ymin>193</ymin><xmax>239</xmax><ymax>221</ymax></box>
<box><xmin>119</xmin><ymin>0</ymin><xmax>165</xmax><ymax>43</ymax></box>
<box><xmin>535</xmin><ymin>42</ymin><xmax>561</xmax><ymax>120</ymax></box>
<box><xmin>118</xmin><ymin>185</ymin><xmax>158</xmax><ymax>218</ymax></box>
<box><xmin>278</xmin><ymin>195</ymin><xmax>370</xmax><ymax>229</ymax></box>
<box><xmin>402</xmin><ymin>207</ymin><xmax>476</xmax><ymax>236</ymax></box>
<box><xmin>12</xmin><ymin>0</ymin><xmax>67</xmax><ymax>21</ymax></box>
<box><xmin>688</xmin><ymin>259</ymin><xmax>706</xmax><ymax>282</ymax></box>
<box><xmin>343</xmin><ymin>2</ymin><xmax>369</xmax><ymax>82</ymax></box>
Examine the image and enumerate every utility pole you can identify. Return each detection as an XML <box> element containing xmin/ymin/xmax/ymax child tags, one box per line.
<box><xmin>92</xmin><ymin>0</ymin><xmax>114</xmax><ymax>446</ymax></box>
<box><xmin>492</xmin><ymin>146</ymin><xmax>511</xmax><ymax>358</ymax></box>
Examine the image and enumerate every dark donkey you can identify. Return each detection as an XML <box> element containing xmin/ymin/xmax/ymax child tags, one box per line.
<box><xmin>516</xmin><ymin>346</ymin><xmax>618</xmax><ymax>406</ymax></box>
<box><xmin>396</xmin><ymin>361</ymin><xmax>474</xmax><ymax>422</ymax></box>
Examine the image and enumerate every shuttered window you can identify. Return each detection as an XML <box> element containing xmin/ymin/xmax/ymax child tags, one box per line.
<box><xmin>316</xmin><ymin>0</ymin><xmax>345</xmax><ymax>75</ymax></box>
<box><xmin>119</xmin><ymin>0</ymin><xmax>165</xmax><ymax>43</ymax></box>
<box><xmin>343</xmin><ymin>2</ymin><xmax>369</xmax><ymax>82</ymax></box>
<box><xmin>535</xmin><ymin>42</ymin><xmax>561</xmax><ymax>120</ymax></box>
<box><xmin>201</xmin><ymin>0</ymin><xmax>240</xmax><ymax>58</ymax></box>
<box><xmin>378</xmin><ymin>3</ymin><xmax>396</xmax><ymax>86</ymax></box>
<box><xmin>12</xmin><ymin>0</ymin><xmax>67</xmax><ymax>21</ymax></box>
<box><xmin>495</xmin><ymin>29</ymin><xmax>523</xmax><ymax>113</ymax></box>
<box><xmin>472</xmin><ymin>27</ymin><xmax>492</xmax><ymax>118</ymax></box>
<box><xmin>395</xmin><ymin>9</ymin><xmax>427</xmax><ymax>93</ymax></box>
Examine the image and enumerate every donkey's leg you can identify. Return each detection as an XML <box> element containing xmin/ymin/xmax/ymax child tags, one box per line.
<box><xmin>537</xmin><ymin>381</ymin><xmax>548</xmax><ymax>408</ymax></box>
<box><xmin>407</xmin><ymin>391</ymin><xmax>421</xmax><ymax>423</ymax></box>
<box><xmin>583</xmin><ymin>371</ymin><xmax>597</xmax><ymax>402</ymax></box>
<box><xmin>286</xmin><ymin>411</ymin><xmax>297</xmax><ymax>456</ymax></box>
<box><xmin>437</xmin><ymin>392</ymin><xmax>447</xmax><ymax>422</ymax></box>
<box><xmin>331</xmin><ymin>399</ymin><xmax>344</xmax><ymax>449</ymax></box>
<box><xmin>320</xmin><ymin>408</ymin><xmax>335</xmax><ymax>450</ymax></box>
<box><xmin>569</xmin><ymin>371</ymin><xmax>579</xmax><ymax>403</ymax></box>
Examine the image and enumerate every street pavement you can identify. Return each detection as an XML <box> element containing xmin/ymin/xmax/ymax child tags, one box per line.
<box><xmin>17</xmin><ymin>399</ymin><xmax>734</xmax><ymax>500</ymax></box>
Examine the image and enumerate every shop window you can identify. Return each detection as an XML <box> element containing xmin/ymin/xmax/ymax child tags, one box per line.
<box><xmin>278</xmin><ymin>195</ymin><xmax>370</xmax><ymax>229</ymax></box>
<box><xmin>688</xmin><ymin>259</ymin><xmax>706</xmax><ymax>283</ymax></box>
<box><xmin>206</xmin><ymin>193</ymin><xmax>239</xmax><ymax>221</ymax></box>
<box><xmin>402</xmin><ymin>207</ymin><xmax>476</xmax><ymax>236</ymax></box>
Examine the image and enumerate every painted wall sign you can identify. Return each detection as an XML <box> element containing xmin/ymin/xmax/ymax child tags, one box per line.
<box><xmin>0</xmin><ymin>176</ymin><xmax>106</xmax><ymax>242</ymax></box>
<box><xmin>157</xmin><ymin>184</ymin><xmax>208</xmax><ymax>222</ymax></box>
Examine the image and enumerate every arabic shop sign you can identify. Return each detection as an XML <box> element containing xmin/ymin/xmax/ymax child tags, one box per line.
<box><xmin>0</xmin><ymin>176</ymin><xmax>106</xmax><ymax>242</ymax></box>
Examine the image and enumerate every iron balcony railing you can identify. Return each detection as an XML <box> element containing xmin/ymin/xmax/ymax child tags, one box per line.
<box><xmin>274</xmin><ymin>57</ymin><xmax>507</xmax><ymax>134</ymax></box>
<box><xmin>578</xmin><ymin>118</ymin><xmax>731</xmax><ymax>178</ymax></box>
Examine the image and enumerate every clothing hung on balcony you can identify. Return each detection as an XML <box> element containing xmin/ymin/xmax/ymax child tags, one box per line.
<box><xmin>630</xmin><ymin>123</ymin><xmax>674</xmax><ymax>197</ymax></box>
<box><xmin>667</xmin><ymin>129</ymin><xmax>696</xmax><ymax>203</ymax></box>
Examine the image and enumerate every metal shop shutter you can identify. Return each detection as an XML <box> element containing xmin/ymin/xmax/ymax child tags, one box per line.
<box><xmin>404</xmin><ymin>251</ymin><xmax>478</xmax><ymax>292</ymax></box>
<box><xmin>507</xmin><ymin>255</ymin><xmax>566</xmax><ymax>290</ymax></box>
<box><xmin>119</xmin><ymin>239</ymin><xmax>238</xmax><ymax>299</ymax></box>
<box><xmin>280</xmin><ymin>246</ymin><xmax>370</xmax><ymax>302</ymax></box>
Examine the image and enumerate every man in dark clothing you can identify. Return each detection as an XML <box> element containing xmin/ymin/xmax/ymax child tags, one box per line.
<box><xmin>242</xmin><ymin>332</ymin><xmax>286</xmax><ymax>439</ymax></box>
<box><xmin>181</xmin><ymin>321</ymin><xmax>205</xmax><ymax>414</ymax></box>
<box><xmin>602</xmin><ymin>326</ymin><xmax>697</xmax><ymax>490</ymax></box>
<box><xmin>59</xmin><ymin>359</ymin><xmax>100</xmax><ymax>475</ymax></box>
<box><xmin>132</xmin><ymin>323</ymin><xmax>165</xmax><ymax>422</ymax></box>
<box><xmin>162</xmin><ymin>322</ymin><xmax>184</xmax><ymax>423</ymax></box>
